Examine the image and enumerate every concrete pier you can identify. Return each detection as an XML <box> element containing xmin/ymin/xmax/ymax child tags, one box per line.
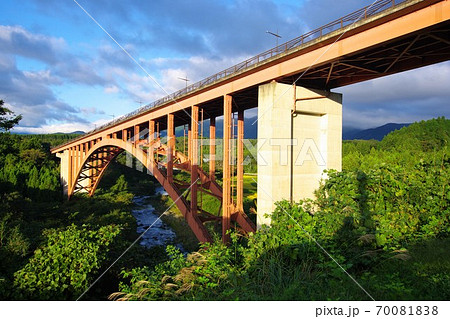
<box><xmin>257</xmin><ymin>82</ymin><xmax>342</xmax><ymax>227</ymax></box>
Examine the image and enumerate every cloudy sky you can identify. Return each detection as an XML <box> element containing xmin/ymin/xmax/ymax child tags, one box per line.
<box><xmin>1</xmin><ymin>0</ymin><xmax>449</xmax><ymax>133</ymax></box>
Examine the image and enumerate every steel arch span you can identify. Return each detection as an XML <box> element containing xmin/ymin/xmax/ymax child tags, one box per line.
<box><xmin>60</xmin><ymin>137</ymin><xmax>255</xmax><ymax>243</ymax></box>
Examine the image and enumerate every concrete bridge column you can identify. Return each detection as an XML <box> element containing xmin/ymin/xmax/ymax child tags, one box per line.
<box><xmin>56</xmin><ymin>150</ymin><xmax>70</xmax><ymax>196</ymax></box>
<box><xmin>257</xmin><ymin>81</ymin><xmax>342</xmax><ymax>227</ymax></box>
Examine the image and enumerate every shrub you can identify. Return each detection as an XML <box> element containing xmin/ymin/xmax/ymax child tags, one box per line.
<box><xmin>14</xmin><ymin>224</ymin><xmax>121</xmax><ymax>300</ymax></box>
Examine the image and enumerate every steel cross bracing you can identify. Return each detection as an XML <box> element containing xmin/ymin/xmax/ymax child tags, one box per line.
<box><xmin>72</xmin><ymin>147</ymin><xmax>122</xmax><ymax>196</ymax></box>
<box><xmin>287</xmin><ymin>26</ymin><xmax>450</xmax><ymax>88</ymax></box>
<box><xmin>64</xmin><ymin>109</ymin><xmax>256</xmax><ymax>243</ymax></box>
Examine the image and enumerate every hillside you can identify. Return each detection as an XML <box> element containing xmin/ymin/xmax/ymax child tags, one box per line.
<box><xmin>380</xmin><ymin>117</ymin><xmax>450</xmax><ymax>151</ymax></box>
<box><xmin>343</xmin><ymin>123</ymin><xmax>410</xmax><ymax>141</ymax></box>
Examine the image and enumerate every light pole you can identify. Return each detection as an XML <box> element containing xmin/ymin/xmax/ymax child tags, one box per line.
<box><xmin>178</xmin><ymin>76</ymin><xmax>189</xmax><ymax>90</ymax></box>
<box><xmin>266</xmin><ymin>30</ymin><xmax>282</xmax><ymax>47</ymax></box>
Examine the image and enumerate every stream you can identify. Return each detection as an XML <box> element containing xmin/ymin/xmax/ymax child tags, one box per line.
<box><xmin>131</xmin><ymin>186</ymin><xmax>180</xmax><ymax>249</ymax></box>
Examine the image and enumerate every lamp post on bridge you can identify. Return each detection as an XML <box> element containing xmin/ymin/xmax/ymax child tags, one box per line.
<box><xmin>178</xmin><ymin>76</ymin><xmax>189</xmax><ymax>90</ymax></box>
<box><xmin>266</xmin><ymin>30</ymin><xmax>282</xmax><ymax>47</ymax></box>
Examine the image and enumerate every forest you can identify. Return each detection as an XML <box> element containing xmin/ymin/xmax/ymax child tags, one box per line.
<box><xmin>0</xmin><ymin>113</ymin><xmax>448</xmax><ymax>300</ymax></box>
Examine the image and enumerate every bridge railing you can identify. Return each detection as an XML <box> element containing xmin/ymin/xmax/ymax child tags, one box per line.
<box><xmin>55</xmin><ymin>0</ymin><xmax>408</xmax><ymax>149</ymax></box>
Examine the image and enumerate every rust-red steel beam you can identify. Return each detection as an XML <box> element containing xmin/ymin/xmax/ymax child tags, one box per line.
<box><xmin>134</xmin><ymin>125</ymin><xmax>140</xmax><ymax>144</ymax></box>
<box><xmin>222</xmin><ymin>94</ymin><xmax>232</xmax><ymax>243</ymax></box>
<box><xmin>209</xmin><ymin>116</ymin><xmax>216</xmax><ymax>181</ymax></box>
<box><xmin>190</xmin><ymin>105</ymin><xmax>199</xmax><ymax>218</ymax></box>
<box><xmin>188</xmin><ymin>123</ymin><xmax>192</xmax><ymax>163</ymax></box>
<box><xmin>167</xmin><ymin>113</ymin><xmax>175</xmax><ymax>184</ymax></box>
<box><xmin>236</xmin><ymin>109</ymin><xmax>244</xmax><ymax>212</ymax></box>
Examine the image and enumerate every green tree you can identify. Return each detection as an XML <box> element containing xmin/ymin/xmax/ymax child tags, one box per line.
<box><xmin>27</xmin><ymin>166</ymin><xmax>39</xmax><ymax>188</ymax></box>
<box><xmin>0</xmin><ymin>100</ymin><xmax>22</xmax><ymax>132</ymax></box>
<box><xmin>20</xmin><ymin>149</ymin><xmax>47</xmax><ymax>166</ymax></box>
<box><xmin>110</xmin><ymin>174</ymin><xmax>128</xmax><ymax>193</ymax></box>
<box><xmin>26</xmin><ymin>166</ymin><xmax>40</xmax><ymax>199</ymax></box>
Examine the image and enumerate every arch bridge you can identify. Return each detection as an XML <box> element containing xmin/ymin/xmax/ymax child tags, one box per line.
<box><xmin>52</xmin><ymin>0</ymin><xmax>450</xmax><ymax>243</ymax></box>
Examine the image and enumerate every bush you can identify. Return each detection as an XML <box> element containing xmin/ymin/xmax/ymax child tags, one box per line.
<box><xmin>14</xmin><ymin>224</ymin><xmax>121</xmax><ymax>300</ymax></box>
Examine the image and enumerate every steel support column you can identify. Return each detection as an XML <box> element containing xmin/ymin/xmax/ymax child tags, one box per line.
<box><xmin>75</xmin><ymin>145</ymin><xmax>80</xmax><ymax>181</ymax></box>
<box><xmin>148</xmin><ymin>120</ymin><xmax>155</xmax><ymax>166</ymax></box>
<box><xmin>188</xmin><ymin>123</ymin><xmax>192</xmax><ymax>162</ymax></box>
<box><xmin>80</xmin><ymin>143</ymin><xmax>84</xmax><ymax>169</ymax></box>
<box><xmin>167</xmin><ymin>113</ymin><xmax>175</xmax><ymax>183</ymax></box>
<box><xmin>149</xmin><ymin>120</ymin><xmax>155</xmax><ymax>143</ymax></box>
<box><xmin>191</xmin><ymin>106</ymin><xmax>199</xmax><ymax>216</ymax></box>
<box><xmin>222</xmin><ymin>94</ymin><xmax>232</xmax><ymax>243</ymax></box>
<box><xmin>236</xmin><ymin>109</ymin><xmax>244</xmax><ymax>212</ymax></box>
<box><xmin>209</xmin><ymin>116</ymin><xmax>216</xmax><ymax>181</ymax></box>
<box><xmin>134</xmin><ymin>125</ymin><xmax>140</xmax><ymax>144</ymax></box>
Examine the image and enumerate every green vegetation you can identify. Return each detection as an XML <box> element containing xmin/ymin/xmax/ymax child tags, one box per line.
<box><xmin>0</xmin><ymin>133</ymin><xmax>62</xmax><ymax>201</ymax></box>
<box><xmin>0</xmin><ymin>128</ymin><xmax>171</xmax><ymax>300</ymax></box>
<box><xmin>25</xmin><ymin>133</ymin><xmax>82</xmax><ymax>149</ymax></box>
<box><xmin>14</xmin><ymin>224</ymin><xmax>121</xmax><ymax>300</ymax></box>
<box><xmin>114</xmin><ymin>117</ymin><xmax>449</xmax><ymax>301</ymax></box>
<box><xmin>0</xmin><ymin>115</ymin><xmax>449</xmax><ymax>300</ymax></box>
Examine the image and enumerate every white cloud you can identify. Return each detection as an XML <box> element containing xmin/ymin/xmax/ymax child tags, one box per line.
<box><xmin>104</xmin><ymin>85</ymin><xmax>119</xmax><ymax>94</ymax></box>
<box><xmin>11</xmin><ymin>118</ymin><xmax>110</xmax><ymax>134</ymax></box>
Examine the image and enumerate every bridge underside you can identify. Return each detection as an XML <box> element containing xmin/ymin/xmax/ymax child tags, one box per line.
<box><xmin>280</xmin><ymin>20</ymin><xmax>450</xmax><ymax>89</ymax></box>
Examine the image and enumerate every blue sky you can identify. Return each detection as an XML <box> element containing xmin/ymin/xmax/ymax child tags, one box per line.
<box><xmin>1</xmin><ymin>0</ymin><xmax>449</xmax><ymax>133</ymax></box>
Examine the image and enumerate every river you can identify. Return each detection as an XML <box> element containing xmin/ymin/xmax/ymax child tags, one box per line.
<box><xmin>131</xmin><ymin>186</ymin><xmax>180</xmax><ymax>249</ymax></box>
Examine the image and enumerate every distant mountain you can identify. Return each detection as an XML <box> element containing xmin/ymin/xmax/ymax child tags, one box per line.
<box><xmin>15</xmin><ymin>123</ymin><xmax>410</xmax><ymax>141</ymax></box>
<box><xmin>343</xmin><ymin>123</ymin><xmax>411</xmax><ymax>141</ymax></box>
<box><xmin>13</xmin><ymin>130</ymin><xmax>85</xmax><ymax>135</ymax></box>
<box><xmin>54</xmin><ymin>131</ymin><xmax>85</xmax><ymax>135</ymax></box>
<box><xmin>214</xmin><ymin>117</ymin><xmax>258</xmax><ymax>138</ymax></box>
<box><xmin>175</xmin><ymin>117</ymin><xmax>258</xmax><ymax>139</ymax></box>
<box><xmin>181</xmin><ymin>119</ymin><xmax>409</xmax><ymax>141</ymax></box>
